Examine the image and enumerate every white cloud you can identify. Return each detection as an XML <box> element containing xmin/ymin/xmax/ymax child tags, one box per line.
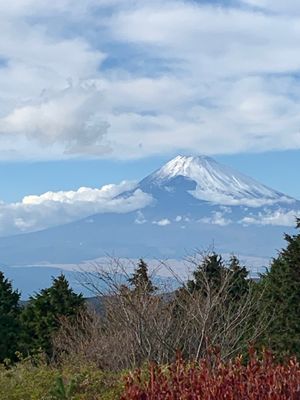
<box><xmin>0</xmin><ymin>85</ymin><xmax>112</xmax><ymax>156</ymax></box>
<box><xmin>200</xmin><ymin>211</ymin><xmax>232</xmax><ymax>226</ymax></box>
<box><xmin>191</xmin><ymin>189</ymin><xmax>294</xmax><ymax>207</ymax></box>
<box><xmin>134</xmin><ymin>210</ymin><xmax>147</xmax><ymax>224</ymax></box>
<box><xmin>152</xmin><ymin>218</ymin><xmax>171</xmax><ymax>226</ymax></box>
<box><xmin>1</xmin><ymin>1</ymin><xmax>300</xmax><ymax>159</ymax></box>
<box><xmin>0</xmin><ymin>181</ymin><xmax>153</xmax><ymax>236</ymax></box>
<box><xmin>242</xmin><ymin>0</ymin><xmax>300</xmax><ymax>15</ymax></box>
<box><xmin>110</xmin><ymin>3</ymin><xmax>300</xmax><ymax>76</ymax></box>
<box><xmin>240</xmin><ymin>209</ymin><xmax>300</xmax><ymax>226</ymax></box>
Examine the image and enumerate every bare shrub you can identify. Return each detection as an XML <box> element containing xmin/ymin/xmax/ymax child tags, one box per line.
<box><xmin>53</xmin><ymin>254</ymin><xmax>269</xmax><ymax>370</ymax></box>
<box><xmin>52</xmin><ymin>309</ymin><xmax>104</xmax><ymax>367</ymax></box>
<box><xmin>167</xmin><ymin>257</ymin><xmax>267</xmax><ymax>361</ymax></box>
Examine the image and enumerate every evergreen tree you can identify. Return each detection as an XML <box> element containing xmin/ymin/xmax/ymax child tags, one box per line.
<box><xmin>20</xmin><ymin>274</ymin><xmax>84</xmax><ymax>357</ymax></box>
<box><xmin>186</xmin><ymin>253</ymin><xmax>249</xmax><ymax>299</ymax></box>
<box><xmin>260</xmin><ymin>219</ymin><xmax>300</xmax><ymax>358</ymax></box>
<box><xmin>0</xmin><ymin>271</ymin><xmax>21</xmax><ymax>362</ymax></box>
<box><xmin>186</xmin><ymin>252</ymin><xmax>225</xmax><ymax>294</ymax></box>
<box><xmin>228</xmin><ymin>255</ymin><xmax>249</xmax><ymax>301</ymax></box>
<box><xmin>173</xmin><ymin>253</ymin><xmax>253</xmax><ymax>359</ymax></box>
<box><xmin>128</xmin><ymin>259</ymin><xmax>156</xmax><ymax>294</ymax></box>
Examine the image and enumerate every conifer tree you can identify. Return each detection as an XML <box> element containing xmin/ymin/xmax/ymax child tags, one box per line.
<box><xmin>20</xmin><ymin>274</ymin><xmax>84</xmax><ymax>357</ymax></box>
<box><xmin>128</xmin><ymin>259</ymin><xmax>156</xmax><ymax>294</ymax></box>
<box><xmin>260</xmin><ymin>219</ymin><xmax>300</xmax><ymax>358</ymax></box>
<box><xmin>0</xmin><ymin>271</ymin><xmax>21</xmax><ymax>362</ymax></box>
<box><xmin>186</xmin><ymin>253</ymin><xmax>249</xmax><ymax>299</ymax></box>
<box><xmin>228</xmin><ymin>255</ymin><xmax>249</xmax><ymax>301</ymax></box>
<box><xmin>186</xmin><ymin>252</ymin><xmax>225</xmax><ymax>294</ymax></box>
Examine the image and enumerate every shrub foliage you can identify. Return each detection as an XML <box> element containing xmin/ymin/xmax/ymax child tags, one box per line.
<box><xmin>121</xmin><ymin>349</ymin><xmax>300</xmax><ymax>399</ymax></box>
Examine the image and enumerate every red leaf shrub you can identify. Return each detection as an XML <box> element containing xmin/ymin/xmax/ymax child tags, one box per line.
<box><xmin>120</xmin><ymin>350</ymin><xmax>300</xmax><ymax>399</ymax></box>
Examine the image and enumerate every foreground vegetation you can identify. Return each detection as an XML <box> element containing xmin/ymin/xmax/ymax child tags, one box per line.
<box><xmin>2</xmin><ymin>350</ymin><xmax>300</xmax><ymax>399</ymax></box>
<box><xmin>122</xmin><ymin>350</ymin><xmax>300</xmax><ymax>399</ymax></box>
<box><xmin>1</xmin><ymin>219</ymin><xmax>300</xmax><ymax>398</ymax></box>
<box><xmin>0</xmin><ymin>356</ymin><xmax>123</xmax><ymax>400</ymax></box>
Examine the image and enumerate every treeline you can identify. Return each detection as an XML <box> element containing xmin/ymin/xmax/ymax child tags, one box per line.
<box><xmin>0</xmin><ymin>273</ymin><xmax>84</xmax><ymax>362</ymax></box>
<box><xmin>1</xmin><ymin>219</ymin><xmax>300</xmax><ymax>368</ymax></box>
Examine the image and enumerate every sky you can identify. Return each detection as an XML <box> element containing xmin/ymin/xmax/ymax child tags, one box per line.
<box><xmin>0</xmin><ymin>0</ymin><xmax>300</xmax><ymax>235</ymax></box>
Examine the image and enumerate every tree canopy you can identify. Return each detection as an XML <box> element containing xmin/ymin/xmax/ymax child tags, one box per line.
<box><xmin>21</xmin><ymin>274</ymin><xmax>84</xmax><ymax>357</ymax></box>
<box><xmin>128</xmin><ymin>259</ymin><xmax>156</xmax><ymax>294</ymax></box>
<box><xmin>0</xmin><ymin>271</ymin><xmax>21</xmax><ymax>362</ymax></box>
<box><xmin>260</xmin><ymin>218</ymin><xmax>300</xmax><ymax>358</ymax></box>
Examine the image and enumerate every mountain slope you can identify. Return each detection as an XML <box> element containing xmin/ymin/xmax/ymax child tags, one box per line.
<box><xmin>0</xmin><ymin>155</ymin><xmax>299</xmax><ymax>267</ymax></box>
<box><xmin>139</xmin><ymin>155</ymin><xmax>294</xmax><ymax>207</ymax></box>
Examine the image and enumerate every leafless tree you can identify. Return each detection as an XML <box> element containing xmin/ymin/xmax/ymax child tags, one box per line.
<box><xmin>52</xmin><ymin>254</ymin><xmax>270</xmax><ymax>370</ymax></box>
<box><xmin>165</xmin><ymin>254</ymin><xmax>269</xmax><ymax>362</ymax></box>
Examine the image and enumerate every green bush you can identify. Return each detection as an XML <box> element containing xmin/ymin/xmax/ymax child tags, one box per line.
<box><xmin>0</xmin><ymin>357</ymin><xmax>123</xmax><ymax>400</ymax></box>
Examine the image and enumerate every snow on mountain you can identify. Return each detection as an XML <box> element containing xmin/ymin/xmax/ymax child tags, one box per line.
<box><xmin>141</xmin><ymin>155</ymin><xmax>295</xmax><ymax>207</ymax></box>
<box><xmin>0</xmin><ymin>154</ymin><xmax>299</xmax><ymax>272</ymax></box>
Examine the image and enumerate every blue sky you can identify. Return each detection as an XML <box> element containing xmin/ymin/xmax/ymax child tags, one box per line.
<box><xmin>0</xmin><ymin>150</ymin><xmax>300</xmax><ymax>203</ymax></box>
<box><xmin>0</xmin><ymin>0</ymin><xmax>300</xmax><ymax>234</ymax></box>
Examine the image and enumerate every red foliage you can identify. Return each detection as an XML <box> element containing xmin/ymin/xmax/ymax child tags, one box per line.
<box><xmin>120</xmin><ymin>350</ymin><xmax>300</xmax><ymax>399</ymax></box>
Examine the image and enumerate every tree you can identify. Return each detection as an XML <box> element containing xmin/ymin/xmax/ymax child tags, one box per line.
<box><xmin>186</xmin><ymin>253</ymin><xmax>250</xmax><ymax>300</ymax></box>
<box><xmin>228</xmin><ymin>255</ymin><xmax>249</xmax><ymax>301</ymax></box>
<box><xmin>172</xmin><ymin>252</ymin><xmax>261</xmax><ymax>361</ymax></box>
<box><xmin>186</xmin><ymin>252</ymin><xmax>225</xmax><ymax>294</ymax></box>
<box><xmin>20</xmin><ymin>274</ymin><xmax>84</xmax><ymax>357</ymax></box>
<box><xmin>53</xmin><ymin>256</ymin><xmax>267</xmax><ymax>369</ymax></box>
<box><xmin>128</xmin><ymin>259</ymin><xmax>156</xmax><ymax>294</ymax></box>
<box><xmin>260</xmin><ymin>219</ymin><xmax>300</xmax><ymax>358</ymax></box>
<box><xmin>0</xmin><ymin>271</ymin><xmax>21</xmax><ymax>362</ymax></box>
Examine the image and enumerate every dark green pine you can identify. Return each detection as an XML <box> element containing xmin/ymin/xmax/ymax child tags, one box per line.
<box><xmin>20</xmin><ymin>274</ymin><xmax>84</xmax><ymax>357</ymax></box>
<box><xmin>128</xmin><ymin>259</ymin><xmax>156</xmax><ymax>294</ymax></box>
<box><xmin>228</xmin><ymin>255</ymin><xmax>249</xmax><ymax>301</ymax></box>
<box><xmin>0</xmin><ymin>271</ymin><xmax>21</xmax><ymax>362</ymax></box>
<box><xmin>186</xmin><ymin>252</ymin><xmax>225</xmax><ymax>294</ymax></box>
<box><xmin>260</xmin><ymin>219</ymin><xmax>300</xmax><ymax>358</ymax></box>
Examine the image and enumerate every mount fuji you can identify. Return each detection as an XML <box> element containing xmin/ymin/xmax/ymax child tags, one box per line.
<box><xmin>0</xmin><ymin>155</ymin><xmax>299</xmax><ymax>269</ymax></box>
<box><xmin>139</xmin><ymin>155</ymin><xmax>292</xmax><ymax>207</ymax></box>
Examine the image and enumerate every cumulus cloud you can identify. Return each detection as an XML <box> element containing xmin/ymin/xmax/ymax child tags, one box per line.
<box><xmin>0</xmin><ymin>181</ymin><xmax>153</xmax><ymax>236</ymax></box>
<box><xmin>240</xmin><ymin>209</ymin><xmax>300</xmax><ymax>227</ymax></box>
<box><xmin>152</xmin><ymin>218</ymin><xmax>171</xmax><ymax>226</ymax></box>
<box><xmin>0</xmin><ymin>85</ymin><xmax>112</xmax><ymax>156</ymax></box>
<box><xmin>1</xmin><ymin>1</ymin><xmax>300</xmax><ymax>159</ymax></box>
<box><xmin>200</xmin><ymin>211</ymin><xmax>232</xmax><ymax>227</ymax></box>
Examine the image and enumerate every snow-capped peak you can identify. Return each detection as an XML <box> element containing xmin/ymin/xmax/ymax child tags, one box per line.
<box><xmin>154</xmin><ymin>155</ymin><xmax>216</xmax><ymax>180</ymax></box>
<box><xmin>142</xmin><ymin>155</ymin><xmax>295</xmax><ymax>207</ymax></box>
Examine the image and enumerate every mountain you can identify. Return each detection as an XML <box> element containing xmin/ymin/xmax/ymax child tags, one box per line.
<box><xmin>139</xmin><ymin>155</ymin><xmax>292</xmax><ymax>207</ymax></box>
<box><xmin>0</xmin><ymin>155</ymin><xmax>299</xmax><ymax>270</ymax></box>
